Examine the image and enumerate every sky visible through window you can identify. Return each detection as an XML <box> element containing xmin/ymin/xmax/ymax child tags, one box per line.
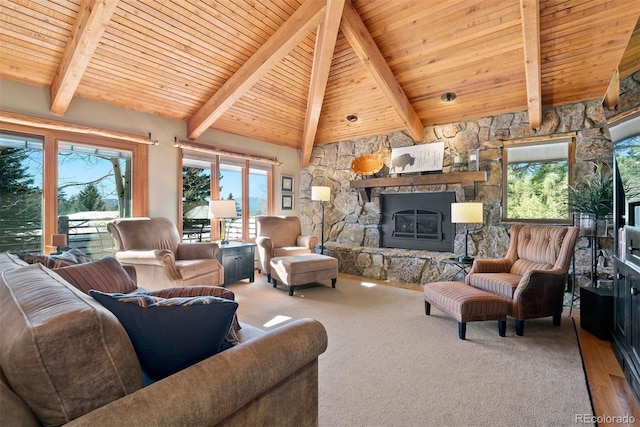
<box><xmin>18</xmin><ymin>147</ymin><xmax>266</xmax><ymax>215</ymax></box>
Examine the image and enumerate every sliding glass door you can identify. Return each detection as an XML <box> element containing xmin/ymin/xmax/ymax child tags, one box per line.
<box><xmin>181</xmin><ymin>151</ymin><xmax>272</xmax><ymax>242</ymax></box>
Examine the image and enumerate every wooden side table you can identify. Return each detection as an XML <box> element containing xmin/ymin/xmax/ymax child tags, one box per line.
<box><xmin>216</xmin><ymin>242</ymin><xmax>256</xmax><ymax>285</ymax></box>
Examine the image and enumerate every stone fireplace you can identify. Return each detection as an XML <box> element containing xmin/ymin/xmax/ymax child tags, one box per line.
<box><xmin>300</xmin><ymin>87</ymin><xmax>634</xmax><ymax>285</ymax></box>
<box><xmin>380</xmin><ymin>192</ymin><xmax>456</xmax><ymax>251</ymax></box>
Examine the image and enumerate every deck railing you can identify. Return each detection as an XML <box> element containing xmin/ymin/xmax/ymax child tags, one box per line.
<box><xmin>57</xmin><ymin>215</ymin><xmax>116</xmax><ymax>259</ymax></box>
<box><xmin>1</xmin><ymin>214</ymin><xmax>260</xmax><ymax>258</ymax></box>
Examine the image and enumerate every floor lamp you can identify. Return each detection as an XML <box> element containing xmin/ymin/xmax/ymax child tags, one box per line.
<box><xmin>311</xmin><ymin>186</ymin><xmax>331</xmax><ymax>254</ymax></box>
<box><xmin>451</xmin><ymin>202</ymin><xmax>484</xmax><ymax>262</ymax></box>
<box><xmin>209</xmin><ymin>200</ymin><xmax>238</xmax><ymax>244</ymax></box>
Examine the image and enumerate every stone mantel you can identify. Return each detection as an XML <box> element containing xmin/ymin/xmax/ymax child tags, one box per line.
<box><xmin>350</xmin><ymin>171</ymin><xmax>488</xmax><ymax>202</ymax></box>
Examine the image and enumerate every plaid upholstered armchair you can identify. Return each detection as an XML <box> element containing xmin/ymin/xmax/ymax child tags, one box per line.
<box><xmin>465</xmin><ymin>224</ymin><xmax>579</xmax><ymax>336</ymax></box>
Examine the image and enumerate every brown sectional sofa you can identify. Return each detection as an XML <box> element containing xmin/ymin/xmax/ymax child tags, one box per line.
<box><xmin>0</xmin><ymin>252</ymin><xmax>327</xmax><ymax>426</ymax></box>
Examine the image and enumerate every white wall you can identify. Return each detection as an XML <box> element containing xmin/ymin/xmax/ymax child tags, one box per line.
<box><xmin>0</xmin><ymin>79</ymin><xmax>301</xmax><ymax>222</ymax></box>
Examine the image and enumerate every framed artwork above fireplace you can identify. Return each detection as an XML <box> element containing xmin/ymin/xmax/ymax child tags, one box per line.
<box><xmin>389</xmin><ymin>142</ymin><xmax>444</xmax><ymax>175</ymax></box>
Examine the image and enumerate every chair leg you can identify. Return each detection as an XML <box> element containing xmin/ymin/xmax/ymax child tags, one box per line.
<box><xmin>553</xmin><ymin>314</ymin><xmax>561</xmax><ymax>326</ymax></box>
<box><xmin>458</xmin><ymin>322</ymin><xmax>466</xmax><ymax>340</ymax></box>
<box><xmin>267</xmin><ymin>273</ymin><xmax>271</xmax><ymax>283</ymax></box>
<box><xmin>425</xmin><ymin>301</ymin><xmax>431</xmax><ymax>315</ymax></box>
<box><xmin>331</xmin><ymin>278</ymin><xmax>336</xmax><ymax>288</ymax></box>
<box><xmin>515</xmin><ymin>319</ymin><xmax>524</xmax><ymax>336</ymax></box>
<box><xmin>289</xmin><ymin>286</ymin><xmax>294</xmax><ymax>296</ymax></box>
<box><xmin>272</xmin><ymin>279</ymin><xmax>277</xmax><ymax>288</ymax></box>
<box><xmin>498</xmin><ymin>320</ymin><xmax>506</xmax><ymax>337</ymax></box>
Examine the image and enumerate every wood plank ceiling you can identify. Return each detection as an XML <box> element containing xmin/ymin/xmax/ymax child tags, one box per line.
<box><xmin>1</xmin><ymin>0</ymin><xmax>639</xmax><ymax>166</ymax></box>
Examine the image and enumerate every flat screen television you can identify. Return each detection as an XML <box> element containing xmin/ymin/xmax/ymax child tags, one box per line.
<box><xmin>614</xmin><ymin>133</ymin><xmax>640</xmax><ymax>226</ymax></box>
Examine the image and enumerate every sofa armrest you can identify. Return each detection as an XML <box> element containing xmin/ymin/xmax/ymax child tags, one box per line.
<box><xmin>65</xmin><ymin>318</ymin><xmax>328</xmax><ymax>427</ymax></box>
<box><xmin>176</xmin><ymin>242</ymin><xmax>219</xmax><ymax>260</ymax></box>
<box><xmin>297</xmin><ymin>235</ymin><xmax>318</xmax><ymax>250</ymax></box>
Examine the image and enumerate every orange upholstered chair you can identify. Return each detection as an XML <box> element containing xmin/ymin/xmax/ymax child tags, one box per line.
<box><xmin>465</xmin><ymin>224</ymin><xmax>579</xmax><ymax>336</ymax></box>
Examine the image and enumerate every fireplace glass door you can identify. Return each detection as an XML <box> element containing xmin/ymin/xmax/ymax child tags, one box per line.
<box><xmin>393</xmin><ymin>209</ymin><xmax>442</xmax><ymax>240</ymax></box>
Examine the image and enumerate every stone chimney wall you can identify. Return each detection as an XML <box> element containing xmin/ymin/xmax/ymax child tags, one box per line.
<box><xmin>299</xmin><ymin>72</ymin><xmax>640</xmax><ymax>287</ymax></box>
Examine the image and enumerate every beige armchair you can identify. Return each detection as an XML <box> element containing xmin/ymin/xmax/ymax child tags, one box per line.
<box><xmin>465</xmin><ymin>224</ymin><xmax>579</xmax><ymax>335</ymax></box>
<box><xmin>255</xmin><ymin>216</ymin><xmax>318</xmax><ymax>282</ymax></box>
<box><xmin>107</xmin><ymin>217</ymin><xmax>224</xmax><ymax>290</ymax></box>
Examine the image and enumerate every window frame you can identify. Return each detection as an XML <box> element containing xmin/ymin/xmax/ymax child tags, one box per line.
<box><xmin>0</xmin><ymin>122</ymin><xmax>148</xmax><ymax>251</ymax></box>
<box><xmin>179</xmin><ymin>150</ymin><xmax>273</xmax><ymax>242</ymax></box>
<box><xmin>502</xmin><ymin>135</ymin><xmax>575</xmax><ymax>224</ymax></box>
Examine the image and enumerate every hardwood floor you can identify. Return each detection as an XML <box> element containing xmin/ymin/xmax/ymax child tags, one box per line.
<box><xmin>570</xmin><ymin>311</ymin><xmax>639</xmax><ymax>426</ymax></box>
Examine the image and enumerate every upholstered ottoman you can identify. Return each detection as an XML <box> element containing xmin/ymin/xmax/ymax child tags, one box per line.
<box><xmin>270</xmin><ymin>254</ymin><xmax>338</xmax><ymax>296</ymax></box>
<box><xmin>424</xmin><ymin>281</ymin><xmax>509</xmax><ymax>340</ymax></box>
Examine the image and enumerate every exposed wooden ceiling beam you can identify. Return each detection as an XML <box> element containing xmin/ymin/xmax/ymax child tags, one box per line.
<box><xmin>339</xmin><ymin>0</ymin><xmax>423</xmax><ymax>142</ymax></box>
<box><xmin>50</xmin><ymin>0</ymin><xmax>119</xmax><ymax>116</ymax></box>
<box><xmin>520</xmin><ymin>0</ymin><xmax>542</xmax><ymax>129</ymax></box>
<box><xmin>300</xmin><ymin>0</ymin><xmax>346</xmax><ymax>168</ymax></box>
<box><xmin>603</xmin><ymin>68</ymin><xmax>620</xmax><ymax>108</ymax></box>
<box><xmin>187</xmin><ymin>1</ymin><xmax>325</xmax><ymax>140</ymax></box>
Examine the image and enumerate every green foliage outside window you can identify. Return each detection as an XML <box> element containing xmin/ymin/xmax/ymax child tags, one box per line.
<box><xmin>182</xmin><ymin>166</ymin><xmax>211</xmax><ymax>216</ymax></box>
<box><xmin>0</xmin><ymin>146</ymin><xmax>42</xmax><ymax>252</ymax></box>
<box><xmin>507</xmin><ymin>161</ymin><xmax>569</xmax><ymax>220</ymax></box>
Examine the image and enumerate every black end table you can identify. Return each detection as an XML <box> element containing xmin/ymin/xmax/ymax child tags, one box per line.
<box><xmin>216</xmin><ymin>241</ymin><xmax>256</xmax><ymax>285</ymax></box>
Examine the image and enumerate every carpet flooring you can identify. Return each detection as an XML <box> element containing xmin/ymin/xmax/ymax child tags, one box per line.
<box><xmin>228</xmin><ymin>274</ymin><xmax>594</xmax><ymax>427</ymax></box>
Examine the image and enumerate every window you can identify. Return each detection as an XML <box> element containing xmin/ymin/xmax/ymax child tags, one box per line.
<box><xmin>248</xmin><ymin>167</ymin><xmax>268</xmax><ymax>238</ymax></box>
<box><xmin>0</xmin><ymin>125</ymin><xmax>148</xmax><ymax>255</ymax></box>
<box><xmin>181</xmin><ymin>151</ymin><xmax>272</xmax><ymax>242</ymax></box>
<box><xmin>503</xmin><ymin>137</ymin><xmax>574</xmax><ymax>222</ymax></box>
<box><xmin>57</xmin><ymin>141</ymin><xmax>134</xmax><ymax>257</ymax></box>
<box><xmin>219</xmin><ymin>161</ymin><xmax>243</xmax><ymax>241</ymax></box>
<box><xmin>182</xmin><ymin>158</ymin><xmax>212</xmax><ymax>242</ymax></box>
<box><xmin>0</xmin><ymin>132</ymin><xmax>44</xmax><ymax>253</ymax></box>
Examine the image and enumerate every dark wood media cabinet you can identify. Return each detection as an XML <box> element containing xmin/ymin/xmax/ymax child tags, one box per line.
<box><xmin>611</xmin><ymin>118</ymin><xmax>640</xmax><ymax>404</ymax></box>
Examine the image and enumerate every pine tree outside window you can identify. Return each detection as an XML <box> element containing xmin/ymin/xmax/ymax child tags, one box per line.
<box><xmin>503</xmin><ymin>137</ymin><xmax>575</xmax><ymax>223</ymax></box>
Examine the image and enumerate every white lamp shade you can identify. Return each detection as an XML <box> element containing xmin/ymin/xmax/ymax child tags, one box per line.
<box><xmin>451</xmin><ymin>202</ymin><xmax>483</xmax><ymax>224</ymax></box>
<box><xmin>208</xmin><ymin>200</ymin><xmax>238</xmax><ymax>219</ymax></box>
<box><xmin>311</xmin><ymin>186</ymin><xmax>331</xmax><ymax>201</ymax></box>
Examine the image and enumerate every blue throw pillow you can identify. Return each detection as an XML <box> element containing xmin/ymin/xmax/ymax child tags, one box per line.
<box><xmin>90</xmin><ymin>291</ymin><xmax>238</xmax><ymax>381</ymax></box>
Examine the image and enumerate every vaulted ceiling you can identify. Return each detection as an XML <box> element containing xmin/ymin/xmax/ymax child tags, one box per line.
<box><xmin>1</xmin><ymin>0</ymin><xmax>639</xmax><ymax>166</ymax></box>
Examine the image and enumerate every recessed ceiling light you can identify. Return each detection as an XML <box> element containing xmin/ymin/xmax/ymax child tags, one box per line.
<box><xmin>441</xmin><ymin>92</ymin><xmax>456</xmax><ymax>102</ymax></box>
<box><xmin>346</xmin><ymin>114</ymin><xmax>358</xmax><ymax>122</ymax></box>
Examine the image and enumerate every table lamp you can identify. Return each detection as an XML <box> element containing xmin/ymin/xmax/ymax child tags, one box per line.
<box><xmin>51</xmin><ymin>234</ymin><xmax>68</xmax><ymax>254</ymax></box>
<box><xmin>209</xmin><ymin>200</ymin><xmax>238</xmax><ymax>244</ymax></box>
<box><xmin>311</xmin><ymin>186</ymin><xmax>331</xmax><ymax>254</ymax></box>
<box><xmin>451</xmin><ymin>202</ymin><xmax>483</xmax><ymax>262</ymax></box>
